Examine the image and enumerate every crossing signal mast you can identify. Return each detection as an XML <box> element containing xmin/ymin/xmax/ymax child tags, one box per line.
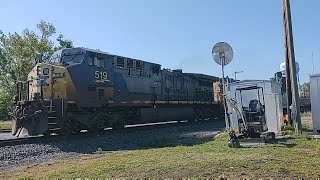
<box><xmin>282</xmin><ymin>0</ymin><xmax>302</xmax><ymax>132</ymax></box>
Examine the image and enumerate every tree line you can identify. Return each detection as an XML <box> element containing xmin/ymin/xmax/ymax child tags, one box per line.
<box><xmin>0</xmin><ymin>20</ymin><xmax>73</xmax><ymax>119</ymax></box>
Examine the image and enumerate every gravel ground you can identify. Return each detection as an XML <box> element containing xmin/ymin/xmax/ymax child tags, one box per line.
<box><xmin>0</xmin><ymin>133</ymin><xmax>16</xmax><ymax>140</ymax></box>
<box><xmin>0</xmin><ymin>120</ymin><xmax>225</xmax><ymax>172</ymax></box>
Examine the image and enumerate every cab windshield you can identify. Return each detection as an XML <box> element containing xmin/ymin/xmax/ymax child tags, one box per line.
<box><xmin>61</xmin><ymin>51</ymin><xmax>85</xmax><ymax>63</ymax></box>
<box><xmin>48</xmin><ymin>51</ymin><xmax>85</xmax><ymax>64</ymax></box>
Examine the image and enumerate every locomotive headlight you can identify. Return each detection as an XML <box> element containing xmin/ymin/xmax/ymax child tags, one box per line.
<box><xmin>43</xmin><ymin>68</ymin><xmax>49</xmax><ymax>75</ymax></box>
<box><xmin>36</xmin><ymin>66</ymin><xmax>41</xmax><ymax>75</ymax></box>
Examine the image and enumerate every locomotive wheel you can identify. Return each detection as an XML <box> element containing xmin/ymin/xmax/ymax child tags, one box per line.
<box><xmin>112</xmin><ymin>121</ymin><xmax>125</xmax><ymax>130</ymax></box>
<box><xmin>59</xmin><ymin>119</ymin><xmax>74</xmax><ymax>136</ymax></box>
<box><xmin>88</xmin><ymin>118</ymin><xmax>105</xmax><ymax>133</ymax></box>
<box><xmin>60</xmin><ymin>128</ymin><xmax>72</xmax><ymax>136</ymax></box>
<box><xmin>73</xmin><ymin>122</ymin><xmax>83</xmax><ymax>134</ymax></box>
<box><xmin>112</xmin><ymin>116</ymin><xmax>126</xmax><ymax>130</ymax></box>
<box><xmin>43</xmin><ymin>130</ymin><xmax>51</xmax><ymax>137</ymax></box>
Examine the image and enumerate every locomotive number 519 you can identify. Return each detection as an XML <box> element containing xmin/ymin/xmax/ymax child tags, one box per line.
<box><xmin>95</xmin><ymin>71</ymin><xmax>108</xmax><ymax>83</ymax></box>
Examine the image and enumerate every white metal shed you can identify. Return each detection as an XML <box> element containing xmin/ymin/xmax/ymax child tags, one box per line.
<box><xmin>226</xmin><ymin>80</ymin><xmax>283</xmax><ymax>134</ymax></box>
<box><xmin>310</xmin><ymin>74</ymin><xmax>320</xmax><ymax>133</ymax></box>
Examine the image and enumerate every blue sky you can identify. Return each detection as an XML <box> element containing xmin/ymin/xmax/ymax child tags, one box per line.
<box><xmin>1</xmin><ymin>0</ymin><xmax>319</xmax><ymax>83</ymax></box>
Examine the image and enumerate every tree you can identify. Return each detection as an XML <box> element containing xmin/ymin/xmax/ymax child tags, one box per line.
<box><xmin>0</xmin><ymin>89</ymin><xmax>10</xmax><ymax>120</ymax></box>
<box><xmin>0</xmin><ymin>20</ymin><xmax>73</xmax><ymax>119</ymax></box>
<box><xmin>301</xmin><ymin>82</ymin><xmax>310</xmax><ymax>98</ymax></box>
<box><xmin>56</xmin><ymin>33</ymin><xmax>73</xmax><ymax>49</ymax></box>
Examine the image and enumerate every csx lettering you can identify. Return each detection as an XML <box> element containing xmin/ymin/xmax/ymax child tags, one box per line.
<box><xmin>52</xmin><ymin>72</ymin><xmax>64</xmax><ymax>78</ymax></box>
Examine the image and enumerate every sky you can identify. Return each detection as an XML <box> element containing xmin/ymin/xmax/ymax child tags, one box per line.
<box><xmin>1</xmin><ymin>0</ymin><xmax>319</xmax><ymax>83</ymax></box>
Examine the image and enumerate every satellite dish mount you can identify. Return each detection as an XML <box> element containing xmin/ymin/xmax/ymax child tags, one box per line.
<box><xmin>212</xmin><ymin>42</ymin><xmax>233</xmax><ymax>129</ymax></box>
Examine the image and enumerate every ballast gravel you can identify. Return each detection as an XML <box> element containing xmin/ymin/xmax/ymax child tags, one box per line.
<box><xmin>0</xmin><ymin>133</ymin><xmax>16</xmax><ymax>140</ymax></box>
<box><xmin>0</xmin><ymin>120</ymin><xmax>224</xmax><ymax>171</ymax></box>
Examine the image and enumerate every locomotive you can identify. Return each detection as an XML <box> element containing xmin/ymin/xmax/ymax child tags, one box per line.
<box><xmin>10</xmin><ymin>47</ymin><xmax>223</xmax><ymax>137</ymax></box>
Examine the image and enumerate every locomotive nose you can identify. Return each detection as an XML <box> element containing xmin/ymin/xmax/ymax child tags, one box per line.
<box><xmin>10</xmin><ymin>65</ymin><xmax>50</xmax><ymax>137</ymax></box>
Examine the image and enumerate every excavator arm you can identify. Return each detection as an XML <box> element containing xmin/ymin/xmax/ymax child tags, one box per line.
<box><xmin>224</xmin><ymin>96</ymin><xmax>247</xmax><ymax>132</ymax></box>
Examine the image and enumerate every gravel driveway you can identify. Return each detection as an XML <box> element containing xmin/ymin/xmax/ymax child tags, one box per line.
<box><xmin>0</xmin><ymin>120</ymin><xmax>225</xmax><ymax>172</ymax></box>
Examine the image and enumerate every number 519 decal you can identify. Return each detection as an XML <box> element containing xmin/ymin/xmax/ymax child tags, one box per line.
<box><xmin>95</xmin><ymin>71</ymin><xmax>109</xmax><ymax>83</ymax></box>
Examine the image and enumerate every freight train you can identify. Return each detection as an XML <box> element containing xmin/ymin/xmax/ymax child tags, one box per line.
<box><xmin>10</xmin><ymin>47</ymin><xmax>223</xmax><ymax>137</ymax></box>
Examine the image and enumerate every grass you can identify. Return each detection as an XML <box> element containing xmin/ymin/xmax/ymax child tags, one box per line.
<box><xmin>0</xmin><ymin>120</ymin><xmax>11</xmax><ymax>131</ymax></box>
<box><xmin>4</xmin><ymin>132</ymin><xmax>320</xmax><ymax>179</ymax></box>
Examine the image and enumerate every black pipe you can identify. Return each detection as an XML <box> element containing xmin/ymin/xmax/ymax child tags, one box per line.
<box><xmin>27</xmin><ymin>81</ymin><xmax>30</xmax><ymax>101</ymax></box>
<box><xmin>40</xmin><ymin>79</ymin><xmax>44</xmax><ymax>100</ymax></box>
<box><xmin>19</xmin><ymin>82</ymin><xmax>22</xmax><ymax>101</ymax></box>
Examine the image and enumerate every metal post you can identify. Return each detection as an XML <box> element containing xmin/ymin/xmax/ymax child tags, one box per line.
<box><xmin>18</xmin><ymin>82</ymin><xmax>22</xmax><ymax>101</ymax></box>
<box><xmin>27</xmin><ymin>81</ymin><xmax>30</xmax><ymax>101</ymax></box>
<box><xmin>312</xmin><ymin>52</ymin><xmax>315</xmax><ymax>75</ymax></box>
<box><xmin>234</xmin><ymin>71</ymin><xmax>243</xmax><ymax>81</ymax></box>
<box><xmin>283</xmin><ymin>0</ymin><xmax>302</xmax><ymax>132</ymax></box>
<box><xmin>220</xmin><ymin>54</ymin><xmax>230</xmax><ymax>129</ymax></box>
<box><xmin>40</xmin><ymin>79</ymin><xmax>44</xmax><ymax>100</ymax></box>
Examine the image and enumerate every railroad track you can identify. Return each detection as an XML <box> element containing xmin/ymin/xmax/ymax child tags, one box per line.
<box><xmin>0</xmin><ymin>118</ymin><xmax>224</xmax><ymax>147</ymax></box>
<box><xmin>0</xmin><ymin>129</ymin><xmax>11</xmax><ymax>133</ymax></box>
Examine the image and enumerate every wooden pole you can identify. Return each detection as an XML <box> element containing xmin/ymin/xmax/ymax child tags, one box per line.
<box><xmin>282</xmin><ymin>0</ymin><xmax>292</xmax><ymax>125</ymax></box>
<box><xmin>283</xmin><ymin>0</ymin><xmax>302</xmax><ymax>132</ymax></box>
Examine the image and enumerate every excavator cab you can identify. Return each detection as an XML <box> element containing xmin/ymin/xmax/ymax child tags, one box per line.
<box><xmin>235</xmin><ymin>86</ymin><xmax>267</xmax><ymax>137</ymax></box>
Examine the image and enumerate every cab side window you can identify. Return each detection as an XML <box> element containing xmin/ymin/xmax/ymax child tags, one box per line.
<box><xmin>88</xmin><ymin>55</ymin><xmax>105</xmax><ymax>68</ymax></box>
<box><xmin>116</xmin><ymin>57</ymin><xmax>125</xmax><ymax>67</ymax></box>
<box><xmin>95</xmin><ymin>57</ymin><xmax>104</xmax><ymax>68</ymax></box>
<box><xmin>127</xmin><ymin>59</ymin><xmax>134</xmax><ymax>68</ymax></box>
<box><xmin>136</xmin><ymin>61</ymin><xmax>143</xmax><ymax>70</ymax></box>
<box><xmin>88</xmin><ymin>56</ymin><xmax>94</xmax><ymax>66</ymax></box>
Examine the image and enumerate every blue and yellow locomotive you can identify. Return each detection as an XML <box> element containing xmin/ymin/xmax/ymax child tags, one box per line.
<box><xmin>11</xmin><ymin>47</ymin><xmax>223</xmax><ymax>137</ymax></box>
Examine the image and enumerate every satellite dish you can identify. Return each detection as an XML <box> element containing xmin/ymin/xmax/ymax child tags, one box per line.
<box><xmin>212</xmin><ymin>42</ymin><xmax>233</xmax><ymax>66</ymax></box>
<box><xmin>280</xmin><ymin>61</ymin><xmax>300</xmax><ymax>73</ymax></box>
<box><xmin>280</xmin><ymin>62</ymin><xmax>286</xmax><ymax>72</ymax></box>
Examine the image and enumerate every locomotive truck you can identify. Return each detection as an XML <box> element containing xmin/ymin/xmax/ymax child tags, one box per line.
<box><xmin>10</xmin><ymin>47</ymin><xmax>223</xmax><ymax>137</ymax></box>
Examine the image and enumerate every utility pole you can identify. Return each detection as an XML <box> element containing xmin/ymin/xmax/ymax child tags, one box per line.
<box><xmin>234</xmin><ymin>71</ymin><xmax>244</xmax><ymax>80</ymax></box>
<box><xmin>283</xmin><ymin>1</ymin><xmax>292</xmax><ymax>125</ymax></box>
<box><xmin>282</xmin><ymin>0</ymin><xmax>302</xmax><ymax>132</ymax></box>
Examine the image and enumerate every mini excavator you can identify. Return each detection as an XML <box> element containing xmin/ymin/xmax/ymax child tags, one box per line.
<box><xmin>223</xmin><ymin>85</ymin><xmax>275</xmax><ymax>147</ymax></box>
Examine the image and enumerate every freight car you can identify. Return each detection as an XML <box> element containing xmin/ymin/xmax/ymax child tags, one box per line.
<box><xmin>10</xmin><ymin>47</ymin><xmax>223</xmax><ymax>137</ymax></box>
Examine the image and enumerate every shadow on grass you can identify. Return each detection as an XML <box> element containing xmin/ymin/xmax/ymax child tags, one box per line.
<box><xmin>239</xmin><ymin>135</ymin><xmax>297</xmax><ymax>149</ymax></box>
<box><xmin>47</xmin><ymin>120</ymin><xmax>226</xmax><ymax>154</ymax></box>
<box><xmin>268</xmin><ymin>136</ymin><xmax>297</xmax><ymax>148</ymax></box>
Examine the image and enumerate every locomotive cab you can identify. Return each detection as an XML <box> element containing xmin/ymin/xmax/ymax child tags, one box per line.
<box><xmin>10</xmin><ymin>48</ymin><xmax>115</xmax><ymax>137</ymax></box>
